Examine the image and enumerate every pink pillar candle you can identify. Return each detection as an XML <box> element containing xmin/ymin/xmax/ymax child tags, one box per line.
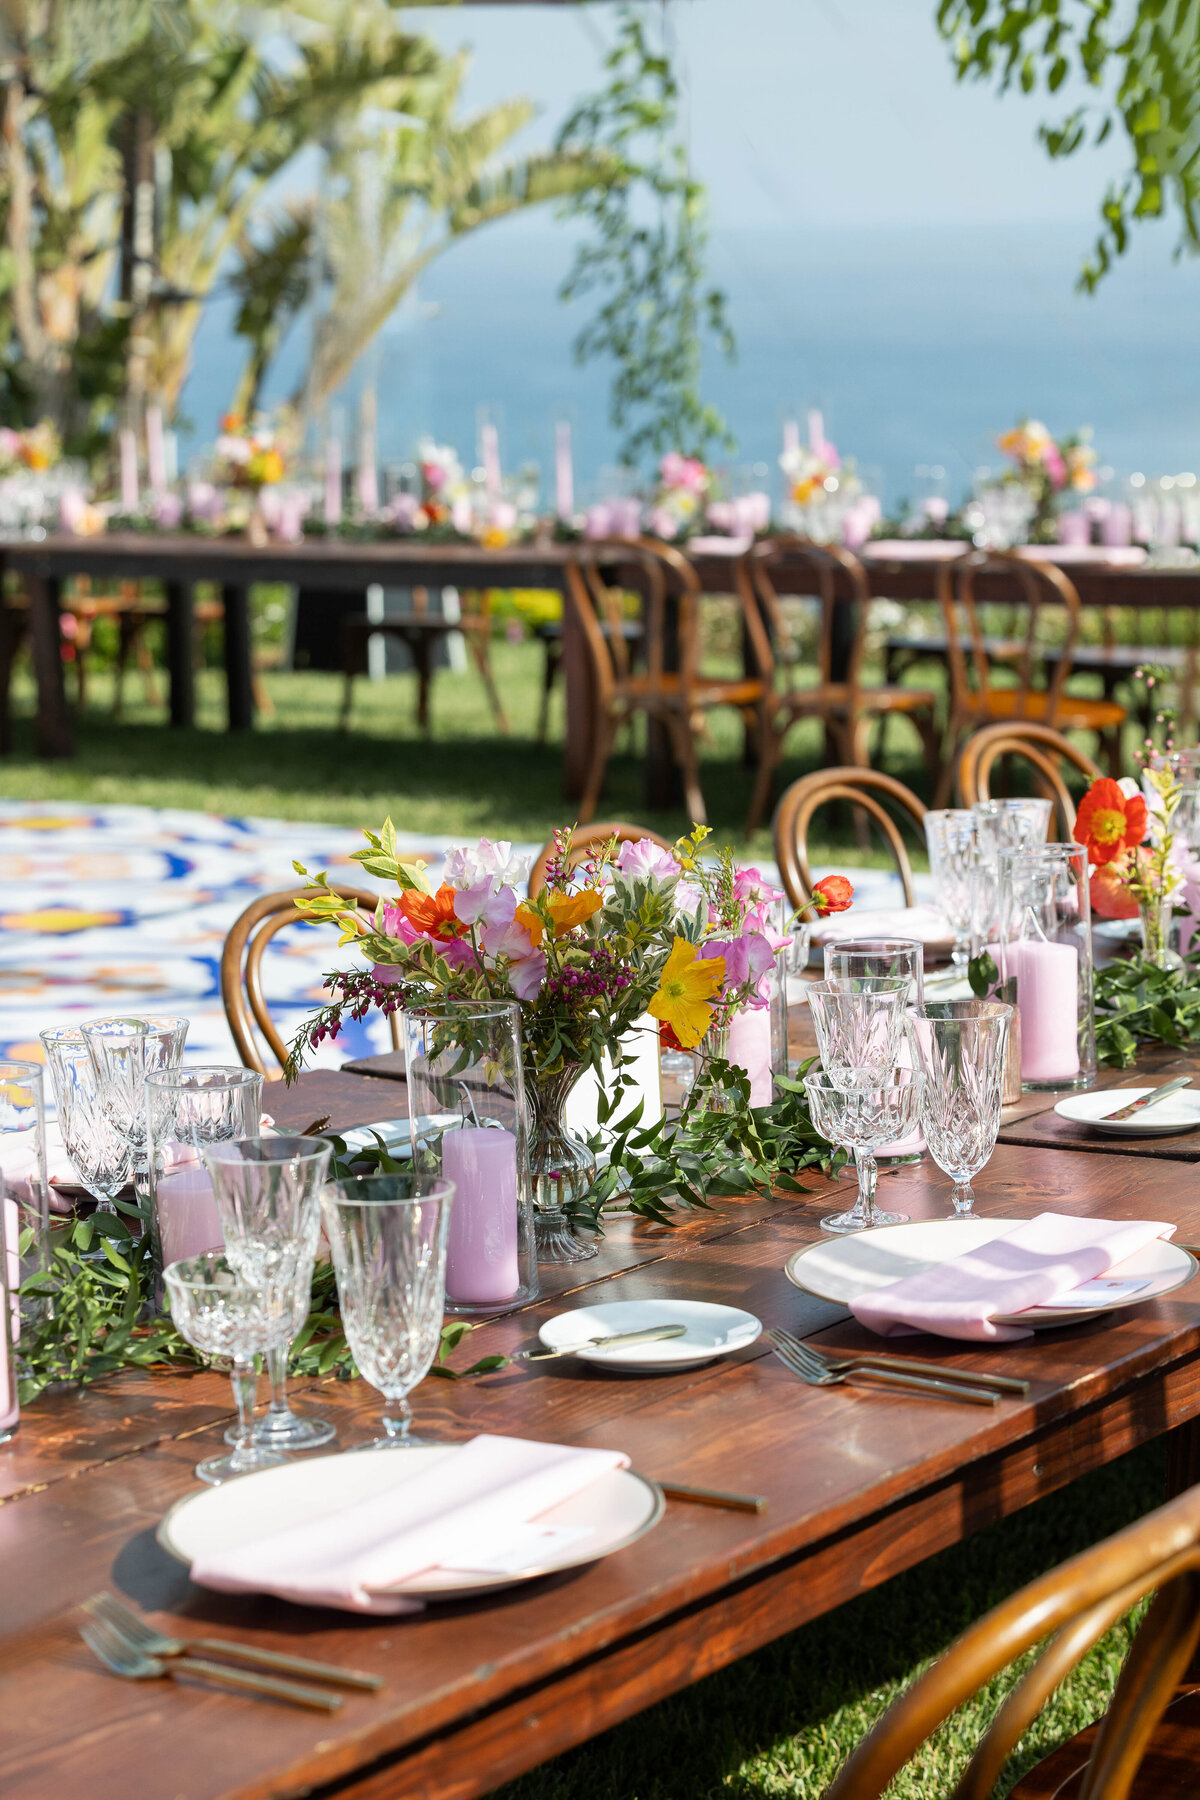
<box><xmin>727</xmin><ymin>1006</ymin><xmax>773</xmax><ymax>1108</ymax></box>
<box><xmin>156</xmin><ymin>1164</ymin><xmax>224</xmax><ymax>1269</ymax></box>
<box><xmin>1017</xmin><ymin>939</ymin><xmax>1080</xmax><ymax>1084</ymax></box>
<box><xmin>1</xmin><ymin>1193</ymin><xmax>17</xmax><ymax>1435</ymax></box>
<box><xmin>555</xmin><ymin>421</ymin><xmax>574</xmax><ymax>519</ymax></box>
<box><xmin>119</xmin><ymin>428</ymin><xmax>139</xmax><ymax>511</ymax></box>
<box><xmin>441</xmin><ymin>1127</ymin><xmax>519</xmax><ymax>1305</ymax></box>
<box><xmin>324</xmin><ymin>438</ymin><xmax>342</xmax><ymax>527</ymax></box>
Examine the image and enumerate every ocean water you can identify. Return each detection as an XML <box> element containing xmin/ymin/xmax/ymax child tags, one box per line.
<box><xmin>180</xmin><ymin>219</ymin><xmax>1200</xmax><ymax>511</ymax></box>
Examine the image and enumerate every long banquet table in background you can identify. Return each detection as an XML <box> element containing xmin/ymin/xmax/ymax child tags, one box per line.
<box><xmin>4</xmin><ymin>1046</ymin><xmax>1200</xmax><ymax>1800</ymax></box>
<box><xmin>3</xmin><ymin>535</ymin><xmax>1200</xmax><ymax>774</ymax></box>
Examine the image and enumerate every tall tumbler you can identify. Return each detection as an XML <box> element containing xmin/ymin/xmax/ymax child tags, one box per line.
<box><xmin>402</xmin><ymin>1000</ymin><xmax>537</xmax><ymax>1312</ymax></box>
<box><xmin>998</xmin><ymin>843</ymin><xmax>1096</xmax><ymax>1092</ymax></box>
<box><xmin>83</xmin><ymin>1015</ymin><xmax>188</xmax><ymax>1202</ymax></box>
<box><xmin>145</xmin><ymin>1066</ymin><xmax>264</xmax><ymax>1279</ymax></box>
<box><xmin>924</xmin><ymin>810</ymin><xmax>977</xmax><ymax>969</ymax></box>
<box><xmin>0</xmin><ymin>1061</ymin><xmax>50</xmax><ymax>1329</ymax></box>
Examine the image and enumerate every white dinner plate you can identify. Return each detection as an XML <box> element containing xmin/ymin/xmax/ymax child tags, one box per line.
<box><xmin>537</xmin><ymin>1298</ymin><xmax>762</xmax><ymax>1371</ymax></box>
<box><xmin>1054</xmin><ymin>1089</ymin><xmax>1200</xmax><ymax>1137</ymax></box>
<box><xmin>784</xmin><ymin>1218</ymin><xmax>1198</xmax><ymax>1329</ymax></box>
<box><xmin>158</xmin><ymin>1447</ymin><xmax>664</xmax><ymax>1600</ymax></box>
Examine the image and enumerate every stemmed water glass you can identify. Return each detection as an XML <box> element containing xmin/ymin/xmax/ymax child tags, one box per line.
<box><xmin>806</xmin><ymin>979</ymin><xmax>909</xmax><ymax>1090</ymax></box>
<box><xmin>823</xmin><ymin>942</ymin><xmax>925</xmax><ymax>1167</ymax></box>
<box><xmin>40</xmin><ymin>1028</ymin><xmax>131</xmax><ymax>1210</ymax></box>
<box><xmin>803</xmin><ymin>1070</ymin><xmax>922</xmax><ymax>1232</ymax></box>
<box><xmin>144</xmin><ymin>1067</ymin><xmax>262</xmax><ymax>1270</ymax></box>
<box><xmin>164</xmin><ymin>1251</ymin><xmax>297</xmax><ymax>1485</ymax></box>
<box><xmin>908</xmin><ymin>1000</ymin><xmax>1013</xmax><ymax>1217</ymax></box>
<box><xmin>924</xmin><ymin>811</ymin><xmax>977</xmax><ymax>968</ymax></box>
<box><xmin>204</xmin><ymin>1135</ymin><xmax>334</xmax><ymax>1452</ymax></box>
<box><xmin>82</xmin><ymin>1016</ymin><xmax>188</xmax><ymax>1199</ymax></box>
<box><xmin>320</xmin><ymin>1173</ymin><xmax>454</xmax><ymax>1450</ymax></box>
<box><xmin>971</xmin><ymin>799</ymin><xmax>1053</xmax><ymax>860</ymax></box>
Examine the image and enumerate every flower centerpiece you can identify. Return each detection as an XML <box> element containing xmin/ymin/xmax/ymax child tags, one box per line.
<box><xmin>646</xmin><ymin>452</ymin><xmax>712</xmax><ymax>541</ymax></box>
<box><xmin>289</xmin><ymin>823</ymin><xmax>852</xmax><ymax>1257</ymax></box>
<box><xmin>0</xmin><ymin>422</ymin><xmax>60</xmax><ymax>475</ymax></box>
<box><xmin>995</xmin><ymin>418</ymin><xmax>1097</xmax><ymax>540</ymax></box>
<box><xmin>779</xmin><ymin>420</ymin><xmax>862</xmax><ymax>542</ymax></box>
<box><xmin>209</xmin><ymin>410</ymin><xmax>297</xmax><ymax>541</ymax></box>
<box><xmin>1077</xmin><ymin>770</ymin><xmax>1185</xmax><ymax>968</ymax></box>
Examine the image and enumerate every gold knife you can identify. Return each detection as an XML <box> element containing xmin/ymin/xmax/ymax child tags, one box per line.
<box><xmin>1103</xmin><ymin>1076</ymin><xmax>1192</xmax><ymax>1122</ymax></box>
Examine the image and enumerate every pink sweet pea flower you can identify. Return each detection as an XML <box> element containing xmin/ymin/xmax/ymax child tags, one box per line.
<box><xmin>454</xmin><ymin>880</ymin><xmax>518</xmax><ymax>930</ymax></box>
<box><xmin>381</xmin><ymin>902</ymin><xmax>423</xmax><ymax>946</ymax></box>
<box><xmin>701</xmin><ymin>932</ymin><xmax>774</xmax><ymax>1006</ymax></box>
<box><xmin>372</xmin><ymin>962</ymin><xmax>406</xmax><ymax>985</ymax></box>
<box><xmin>507</xmin><ymin>948</ymin><xmax>547</xmax><ymax>999</ymax></box>
<box><xmin>480</xmin><ymin>913</ymin><xmax>547</xmax><ymax>999</ymax></box>
<box><xmin>660</xmin><ymin>453</ymin><xmax>708</xmax><ymax>494</ymax></box>
<box><xmin>439</xmin><ymin>936</ymin><xmax>482</xmax><ymax>975</ymax></box>
<box><xmin>615</xmin><ymin>838</ymin><xmax>681</xmax><ymax>881</ymax></box>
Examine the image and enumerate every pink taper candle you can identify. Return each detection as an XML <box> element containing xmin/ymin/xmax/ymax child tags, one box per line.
<box><xmin>782</xmin><ymin>419</ymin><xmax>800</xmax><ymax>458</ymax></box>
<box><xmin>441</xmin><ymin>1127</ymin><xmax>519</xmax><ymax>1304</ymax></box>
<box><xmin>119</xmin><ymin>428</ymin><xmax>139</xmax><ymax>510</ymax></box>
<box><xmin>480</xmin><ymin>424</ymin><xmax>502</xmax><ymax>503</ymax></box>
<box><xmin>555</xmin><ymin>421</ymin><xmax>574</xmax><ymax>519</ymax></box>
<box><xmin>146</xmin><ymin>404</ymin><xmax>167</xmax><ymax>493</ymax></box>
<box><xmin>1017</xmin><ymin>939</ymin><xmax>1080</xmax><ymax>1083</ymax></box>
<box><xmin>807</xmin><ymin>409</ymin><xmax>825</xmax><ymax>455</ymax></box>
<box><xmin>727</xmin><ymin>1007</ymin><xmax>773</xmax><ymax>1108</ymax></box>
<box><xmin>324</xmin><ymin>438</ymin><xmax>342</xmax><ymax>527</ymax></box>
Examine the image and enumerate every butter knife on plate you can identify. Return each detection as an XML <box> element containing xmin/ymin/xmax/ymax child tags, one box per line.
<box><xmin>1103</xmin><ymin>1076</ymin><xmax>1192</xmax><ymax>1123</ymax></box>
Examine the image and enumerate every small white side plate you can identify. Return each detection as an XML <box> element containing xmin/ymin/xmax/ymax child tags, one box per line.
<box><xmin>159</xmin><ymin>1447</ymin><xmax>664</xmax><ymax>1600</ymax></box>
<box><xmin>537</xmin><ymin>1298</ymin><xmax>762</xmax><ymax>1371</ymax></box>
<box><xmin>784</xmin><ymin>1218</ymin><xmax>1197</xmax><ymax>1329</ymax></box>
<box><xmin>1054</xmin><ymin>1089</ymin><xmax>1200</xmax><ymax>1137</ymax></box>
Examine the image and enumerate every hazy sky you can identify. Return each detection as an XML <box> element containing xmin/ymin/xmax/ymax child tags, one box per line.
<box><xmin>411</xmin><ymin>0</ymin><xmax>1128</xmax><ymax>234</ymax></box>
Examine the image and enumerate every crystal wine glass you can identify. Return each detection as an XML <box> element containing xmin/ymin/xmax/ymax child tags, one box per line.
<box><xmin>39</xmin><ymin>1027</ymin><xmax>131</xmax><ymax>1210</ymax></box>
<box><xmin>803</xmin><ymin>1070</ymin><xmax>922</xmax><ymax>1232</ymax></box>
<box><xmin>82</xmin><ymin>1016</ymin><xmax>188</xmax><ymax>1199</ymax></box>
<box><xmin>924</xmin><ymin>810</ymin><xmax>978</xmax><ymax>969</ymax></box>
<box><xmin>806</xmin><ymin>979</ymin><xmax>909</xmax><ymax>1092</ymax></box>
<box><xmin>320</xmin><ymin>1173</ymin><xmax>454</xmax><ymax>1449</ymax></box>
<box><xmin>908</xmin><ymin>1000</ymin><xmax>1013</xmax><ymax>1217</ymax></box>
<box><xmin>144</xmin><ymin>1067</ymin><xmax>263</xmax><ymax>1272</ymax></box>
<box><xmin>971</xmin><ymin>798</ymin><xmax>1052</xmax><ymax>862</ymax></box>
<box><xmin>163</xmin><ymin>1251</ymin><xmax>295</xmax><ymax>1485</ymax></box>
<box><xmin>204</xmin><ymin>1135</ymin><xmax>334</xmax><ymax>1452</ymax></box>
<box><xmin>822</xmin><ymin>943</ymin><xmax>925</xmax><ymax>1167</ymax></box>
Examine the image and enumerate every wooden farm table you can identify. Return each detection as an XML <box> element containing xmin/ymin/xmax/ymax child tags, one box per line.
<box><xmin>5</xmin><ymin>1058</ymin><xmax>1200</xmax><ymax>1800</ymax></box>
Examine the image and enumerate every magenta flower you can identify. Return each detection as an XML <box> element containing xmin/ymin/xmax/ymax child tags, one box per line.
<box><xmin>371</xmin><ymin>962</ymin><xmax>407</xmax><ymax>986</ymax></box>
<box><xmin>701</xmin><ymin>932</ymin><xmax>775</xmax><ymax>1006</ymax></box>
<box><xmin>381</xmin><ymin>902</ymin><xmax>423</xmax><ymax>945</ymax></box>
<box><xmin>660</xmin><ymin>452</ymin><xmax>709</xmax><ymax>494</ymax></box>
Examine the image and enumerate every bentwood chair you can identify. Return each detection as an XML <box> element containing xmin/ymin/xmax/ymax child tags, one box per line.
<box><xmin>958</xmin><ymin>721</ymin><xmax>1101</xmax><ymax>839</ymax></box>
<box><xmin>826</xmin><ymin>1480</ymin><xmax>1200</xmax><ymax>1800</ymax></box>
<box><xmin>564</xmin><ymin>536</ymin><xmax>771</xmax><ymax>831</ymax></box>
<box><xmin>772</xmin><ymin>768</ymin><xmax>927</xmax><ymax>913</ymax></box>
<box><xmin>739</xmin><ymin>536</ymin><xmax>941</xmax><ymax>834</ymax></box>
<box><xmin>221</xmin><ymin>885</ymin><xmax>399</xmax><ymax>1079</ymax></box>
<box><xmin>527</xmin><ymin>821</ymin><xmax>673</xmax><ymax>899</ymax></box>
<box><xmin>934</xmin><ymin>550</ymin><xmax>1126</xmax><ymax>806</ymax></box>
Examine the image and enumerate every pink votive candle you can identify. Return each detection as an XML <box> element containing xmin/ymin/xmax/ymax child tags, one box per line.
<box><xmin>157</xmin><ymin>1164</ymin><xmax>224</xmax><ymax>1268</ymax></box>
<box><xmin>727</xmin><ymin>1006</ymin><xmax>773</xmax><ymax>1108</ymax></box>
<box><xmin>1017</xmin><ymin>939</ymin><xmax>1080</xmax><ymax>1083</ymax></box>
<box><xmin>441</xmin><ymin>1127</ymin><xmax>519</xmax><ymax>1305</ymax></box>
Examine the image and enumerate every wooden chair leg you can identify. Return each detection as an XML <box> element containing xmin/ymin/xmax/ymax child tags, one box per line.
<box><xmin>578</xmin><ymin>710</ymin><xmax>617</xmax><ymax>826</ymax></box>
<box><xmin>339</xmin><ymin>671</ymin><xmax>355</xmax><ymax>732</ymax></box>
<box><xmin>252</xmin><ymin>671</ymin><xmax>275</xmax><ymax>719</ymax></box>
<box><xmin>536</xmin><ymin>639</ymin><xmax>560</xmax><ymax>745</ymax></box>
<box><xmin>132</xmin><ymin>619</ymin><xmax>162</xmax><ymax>709</ymax></box>
<box><xmin>669</xmin><ymin>711</ymin><xmax>707</xmax><ymax>828</ymax></box>
<box><xmin>465</xmin><ymin>623</ymin><xmax>510</xmax><ymax>734</ymax></box>
<box><xmin>933</xmin><ymin>715</ymin><xmax>963</xmax><ymax>809</ymax></box>
<box><xmin>744</xmin><ymin>714</ymin><xmax>781</xmax><ymax>837</ymax></box>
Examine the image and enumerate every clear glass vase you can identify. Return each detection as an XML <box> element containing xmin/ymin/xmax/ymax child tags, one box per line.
<box><xmin>1138</xmin><ymin>896</ymin><xmax>1184</xmax><ymax>973</ymax></box>
<box><xmin>526</xmin><ymin>1062</ymin><xmax>599</xmax><ymax>1264</ymax></box>
<box><xmin>689</xmin><ymin>1024</ymin><xmax>738</xmax><ymax>1114</ymax></box>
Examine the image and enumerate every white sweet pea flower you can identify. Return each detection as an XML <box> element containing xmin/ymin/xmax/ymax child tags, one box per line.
<box><xmin>1116</xmin><ymin>777</ymin><xmax>1142</xmax><ymax>801</ymax></box>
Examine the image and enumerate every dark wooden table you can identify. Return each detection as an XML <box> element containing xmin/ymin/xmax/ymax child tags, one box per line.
<box><xmin>5</xmin><ymin>1056</ymin><xmax>1200</xmax><ymax>1800</ymax></box>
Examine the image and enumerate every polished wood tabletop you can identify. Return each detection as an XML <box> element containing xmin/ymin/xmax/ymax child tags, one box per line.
<box><xmin>3</xmin><ymin>1056</ymin><xmax>1200</xmax><ymax>1800</ymax></box>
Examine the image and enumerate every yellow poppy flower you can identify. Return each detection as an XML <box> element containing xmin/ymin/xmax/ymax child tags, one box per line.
<box><xmin>648</xmin><ymin>937</ymin><xmax>726</xmax><ymax>1049</ymax></box>
<box><xmin>514</xmin><ymin>902</ymin><xmax>545</xmax><ymax>947</ymax></box>
<box><xmin>546</xmin><ymin>890</ymin><xmax>602</xmax><ymax>935</ymax></box>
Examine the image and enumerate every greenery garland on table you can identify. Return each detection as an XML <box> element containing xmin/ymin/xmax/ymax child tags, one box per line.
<box><xmin>1094</xmin><ymin>950</ymin><xmax>1200</xmax><ymax>1067</ymax></box>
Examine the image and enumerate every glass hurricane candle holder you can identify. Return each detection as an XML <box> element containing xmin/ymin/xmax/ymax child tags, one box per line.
<box><xmin>402</xmin><ymin>1001</ymin><xmax>539</xmax><ymax>1304</ymax></box>
<box><xmin>0</xmin><ymin>1059</ymin><xmax>51</xmax><ymax>1328</ymax></box>
<box><xmin>998</xmin><ymin>843</ymin><xmax>1096</xmax><ymax>1091</ymax></box>
<box><xmin>803</xmin><ymin>1070</ymin><xmax>921</xmax><ymax>1233</ymax></box>
<box><xmin>924</xmin><ymin>810</ymin><xmax>978</xmax><ymax>968</ymax></box>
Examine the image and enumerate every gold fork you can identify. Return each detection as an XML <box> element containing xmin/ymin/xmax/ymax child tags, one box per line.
<box><xmin>80</xmin><ymin>1616</ymin><xmax>343</xmax><ymax>1711</ymax></box>
<box><xmin>84</xmin><ymin>1592</ymin><xmax>381</xmax><ymax>1690</ymax></box>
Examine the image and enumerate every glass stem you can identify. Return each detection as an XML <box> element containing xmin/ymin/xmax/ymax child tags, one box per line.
<box><xmin>854</xmin><ymin>1148</ymin><xmax>878</xmax><ymax>1223</ymax></box>
<box><xmin>952</xmin><ymin>1181</ymin><xmax>975</xmax><ymax>1216</ymax></box>
<box><xmin>382</xmin><ymin>1396</ymin><xmax>412</xmax><ymax>1442</ymax></box>
<box><xmin>228</xmin><ymin>1359</ymin><xmax>259</xmax><ymax>1466</ymax></box>
<box><xmin>265</xmin><ymin>1341</ymin><xmax>290</xmax><ymax>1420</ymax></box>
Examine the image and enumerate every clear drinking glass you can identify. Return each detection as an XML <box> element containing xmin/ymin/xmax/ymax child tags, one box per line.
<box><xmin>320</xmin><ymin>1173</ymin><xmax>454</xmax><ymax>1449</ymax></box>
<box><xmin>40</xmin><ymin>1028</ymin><xmax>131</xmax><ymax>1210</ymax></box>
<box><xmin>806</xmin><ymin>979</ymin><xmax>909</xmax><ymax>1092</ymax></box>
<box><xmin>971</xmin><ymin>799</ymin><xmax>1053</xmax><ymax>862</ymax></box>
<box><xmin>145</xmin><ymin>1067</ymin><xmax>263</xmax><ymax>1274</ymax></box>
<box><xmin>1177</xmin><ymin>783</ymin><xmax>1200</xmax><ymax>860</ymax></box>
<box><xmin>164</xmin><ymin>1251</ymin><xmax>295</xmax><ymax>1485</ymax></box>
<box><xmin>0</xmin><ymin>1060</ymin><xmax>51</xmax><ymax>1323</ymax></box>
<box><xmin>803</xmin><ymin>1070</ymin><xmax>921</xmax><ymax>1233</ymax></box>
<box><xmin>401</xmin><ymin>1001</ymin><xmax>537</xmax><ymax>1308</ymax></box>
<box><xmin>0</xmin><ymin>1194</ymin><xmax>18</xmax><ymax>1445</ymax></box>
<box><xmin>823</xmin><ymin>942</ymin><xmax>925</xmax><ymax>1165</ymax></box>
<box><xmin>998</xmin><ymin>843</ymin><xmax>1096</xmax><ymax>1090</ymax></box>
<box><xmin>908</xmin><ymin>1001</ymin><xmax>1013</xmax><ymax>1217</ymax></box>
<box><xmin>204</xmin><ymin>1135</ymin><xmax>334</xmax><ymax>1452</ymax></box>
<box><xmin>771</xmin><ymin>912</ymin><xmax>812</xmax><ymax>1080</ymax></box>
<box><xmin>83</xmin><ymin>1015</ymin><xmax>188</xmax><ymax>1199</ymax></box>
<box><xmin>924</xmin><ymin>810</ymin><xmax>978</xmax><ymax>968</ymax></box>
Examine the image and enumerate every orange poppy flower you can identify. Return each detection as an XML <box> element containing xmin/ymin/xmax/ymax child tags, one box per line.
<box><xmin>812</xmin><ymin>875</ymin><xmax>854</xmax><ymax>914</ymax></box>
<box><xmin>1075</xmin><ymin>779</ymin><xmax>1147</xmax><ymax>867</ymax></box>
<box><xmin>397</xmin><ymin>882</ymin><xmax>466</xmax><ymax>941</ymax></box>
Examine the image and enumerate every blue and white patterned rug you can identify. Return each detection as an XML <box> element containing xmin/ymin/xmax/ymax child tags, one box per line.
<box><xmin>0</xmin><ymin>802</ymin><xmax>916</xmax><ymax>1072</ymax></box>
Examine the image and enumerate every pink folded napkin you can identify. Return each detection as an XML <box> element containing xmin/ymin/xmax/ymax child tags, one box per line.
<box><xmin>190</xmin><ymin>1434</ymin><xmax>631</xmax><ymax>1614</ymax></box>
<box><xmin>850</xmin><ymin>1213</ymin><xmax>1176</xmax><ymax>1343</ymax></box>
<box><xmin>812</xmin><ymin>905</ymin><xmax>951</xmax><ymax>949</ymax></box>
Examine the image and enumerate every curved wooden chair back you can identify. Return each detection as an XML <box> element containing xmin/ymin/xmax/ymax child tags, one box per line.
<box><xmin>773</xmin><ymin>769</ymin><xmax>927</xmax><ymax>910</ymax></box>
<box><xmin>221</xmin><ymin>885</ymin><xmax>398</xmax><ymax>1080</ymax></box>
<box><xmin>938</xmin><ymin>550</ymin><xmax>1083</xmax><ymax>726</ymax></box>
<box><xmin>958</xmin><ymin>722</ymin><xmax>1101</xmax><ymax>838</ymax></box>
<box><xmin>825</xmin><ymin>1481</ymin><xmax>1200</xmax><ymax>1800</ymax></box>
<box><xmin>527</xmin><ymin>822</ymin><xmax>673</xmax><ymax>898</ymax></box>
<box><xmin>564</xmin><ymin>537</ymin><xmax>701</xmax><ymax>702</ymax></box>
<box><xmin>739</xmin><ymin>534</ymin><xmax>870</xmax><ymax>693</ymax></box>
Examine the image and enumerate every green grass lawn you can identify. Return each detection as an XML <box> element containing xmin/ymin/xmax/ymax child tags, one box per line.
<box><xmin>0</xmin><ymin>630</ymin><xmax>1162</xmax><ymax>1795</ymax></box>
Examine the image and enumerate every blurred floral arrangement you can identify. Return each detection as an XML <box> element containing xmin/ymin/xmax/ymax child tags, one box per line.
<box><xmin>0</xmin><ymin>422</ymin><xmax>60</xmax><ymax>475</ymax></box>
<box><xmin>212</xmin><ymin>410</ymin><xmax>291</xmax><ymax>490</ymax></box>
<box><xmin>995</xmin><ymin>418</ymin><xmax>1097</xmax><ymax>538</ymax></box>
<box><xmin>646</xmin><ymin>452</ymin><xmax>712</xmax><ymax>540</ymax></box>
